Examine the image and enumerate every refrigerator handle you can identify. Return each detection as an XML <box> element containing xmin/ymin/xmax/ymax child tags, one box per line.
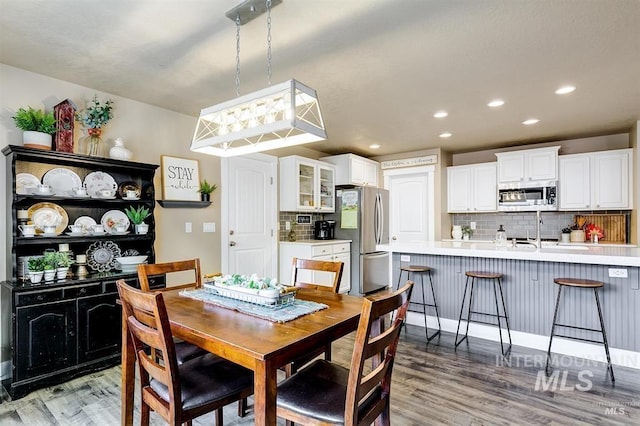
<box><xmin>375</xmin><ymin>192</ymin><xmax>382</xmax><ymax>244</ymax></box>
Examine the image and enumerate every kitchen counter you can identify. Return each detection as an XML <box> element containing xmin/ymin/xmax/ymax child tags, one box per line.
<box><xmin>280</xmin><ymin>239</ymin><xmax>352</xmax><ymax>246</ymax></box>
<box><xmin>377</xmin><ymin>240</ymin><xmax>640</xmax><ymax>267</ymax></box>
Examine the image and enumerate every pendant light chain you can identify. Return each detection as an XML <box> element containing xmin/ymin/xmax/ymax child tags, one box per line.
<box><xmin>235</xmin><ymin>14</ymin><xmax>241</xmax><ymax>97</ymax></box>
<box><xmin>266</xmin><ymin>0</ymin><xmax>272</xmax><ymax>86</ymax></box>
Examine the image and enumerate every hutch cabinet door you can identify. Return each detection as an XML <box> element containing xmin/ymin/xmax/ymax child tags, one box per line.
<box><xmin>15</xmin><ymin>300</ymin><xmax>76</xmax><ymax>381</ymax></box>
<box><xmin>77</xmin><ymin>293</ymin><xmax>122</xmax><ymax>363</ymax></box>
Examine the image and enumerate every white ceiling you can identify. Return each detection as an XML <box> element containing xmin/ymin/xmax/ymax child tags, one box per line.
<box><xmin>1</xmin><ymin>0</ymin><xmax>639</xmax><ymax>157</ymax></box>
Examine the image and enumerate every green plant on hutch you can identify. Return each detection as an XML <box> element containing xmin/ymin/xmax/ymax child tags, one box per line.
<box><xmin>125</xmin><ymin>205</ymin><xmax>151</xmax><ymax>234</ymax></box>
<box><xmin>13</xmin><ymin>106</ymin><xmax>57</xmax><ymax>150</ymax></box>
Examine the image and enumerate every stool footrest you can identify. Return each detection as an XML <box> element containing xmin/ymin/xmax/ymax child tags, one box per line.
<box><xmin>552</xmin><ymin>333</ymin><xmax>606</xmax><ymax>345</ymax></box>
<box><xmin>461</xmin><ymin>318</ymin><xmax>508</xmax><ymax>328</ymax></box>
<box><xmin>553</xmin><ymin>323</ymin><xmax>602</xmax><ymax>334</ymax></box>
<box><xmin>468</xmin><ymin>310</ymin><xmax>508</xmax><ymax>319</ymax></box>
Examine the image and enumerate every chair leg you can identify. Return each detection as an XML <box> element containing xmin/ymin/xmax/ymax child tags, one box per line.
<box><xmin>214</xmin><ymin>408</ymin><xmax>222</xmax><ymax>426</ymax></box>
<box><xmin>141</xmin><ymin>402</ymin><xmax>150</xmax><ymax>426</ymax></box>
<box><xmin>238</xmin><ymin>397</ymin><xmax>248</xmax><ymax>417</ymax></box>
<box><xmin>455</xmin><ymin>276</ymin><xmax>472</xmax><ymax>347</ymax></box>
<box><xmin>545</xmin><ymin>286</ymin><xmax>563</xmax><ymax>375</ymax></box>
<box><xmin>593</xmin><ymin>288</ymin><xmax>615</xmax><ymax>382</ymax></box>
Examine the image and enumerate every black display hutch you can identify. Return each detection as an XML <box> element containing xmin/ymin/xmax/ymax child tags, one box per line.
<box><xmin>1</xmin><ymin>145</ymin><xmax>164</xmax><ymax>399</ymax></box>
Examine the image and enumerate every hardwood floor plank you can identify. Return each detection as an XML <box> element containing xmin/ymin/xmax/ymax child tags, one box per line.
<box><xmin>1</xmin><ymin>325</ymin><xmax>638</xmax><ymax>425</ymax></box>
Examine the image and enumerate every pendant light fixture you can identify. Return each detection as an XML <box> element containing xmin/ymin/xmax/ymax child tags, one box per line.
<box><xmin>190</xmin><ymin>0</ymin><xmax>326</xmax><ymax>157</ymax></box>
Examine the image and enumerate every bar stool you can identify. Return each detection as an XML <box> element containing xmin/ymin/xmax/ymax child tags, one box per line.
<box><xmin>396</xmin><ymin>265</ymin><xmax>441</xmax><ymax>341</ymax></box>
<box><xmin>545</xmin><ymin>278</ymin><xmax>614</xmax><ymax>382</ymax></box>
<box><xmin>455</xmin><ymin>271</ymin><xmax>512</xmax><ymax>357</ymax></box>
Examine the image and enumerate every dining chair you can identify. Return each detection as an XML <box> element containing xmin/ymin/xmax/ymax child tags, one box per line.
<box><xmin>117</xmin><ymin>279</ymin><xmax>254</xmax><ymax>426</ymax></box>
<box><xmin>276</xmin><ymin>281</ymin><xmax>414</xmax><ymax>426</ymax></box>
<box><xmin>137</xmin><ymin>259</ymin><xmax>209</xmax><ymax>365</ymax></box>
<box><xmin>283</xmin><ymin>257</ymin><xmax>345</xmax><ymax>378</ymax></box>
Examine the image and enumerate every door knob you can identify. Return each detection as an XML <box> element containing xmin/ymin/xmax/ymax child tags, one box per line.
<box><xmin>229</xmin><ymin>230</ymin><xmax>234</xmax><ymax>235</ymax></box>
<box><xmin>392</xmin><ymin>236</ymin><xmax>397</xmax><ymax>240</ymax></box>
<box><xmin>229</xmin><ymin>241</ymin><xmax>237</xmax><ymax>246</ymax></box>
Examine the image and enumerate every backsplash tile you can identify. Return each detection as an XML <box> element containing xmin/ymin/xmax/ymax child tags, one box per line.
<box><xmin>451</xmin><ymin>211</ymin><xmax>630</xmax><ymax>242</ymax></box>
<box><xmin>279</xmin><ymin>212</ymin><xmax>324</xmax><ymax>241</ymax></box>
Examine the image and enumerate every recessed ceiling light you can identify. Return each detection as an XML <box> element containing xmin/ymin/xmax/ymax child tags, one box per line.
<box><xmin>555</xmin><ymin>85</ymin><xmax>576</xmax><ymax>95</ymax></box>
<box><xmin>433</xmin><ymin>111</ymin><xmax>448</xmax><ymax>118</ymax></box>
<box><xmin>522</xmin><ymin>119</ymin><xmax>540</xmax><ymax>125</ymax></box>
<box><xmin>369</xmin><ymin>144</ymin><xmax>380</xmax><ymax>149</ymax></box>
<box><xmin>487</xmin><ymin>99</ymin><xmax>505</xmax><ymax>107</ymax></box>
<box><xmin>439</xmin><ymin>132</ymin><xmax>452</xmax><ymax>138</ymax></box>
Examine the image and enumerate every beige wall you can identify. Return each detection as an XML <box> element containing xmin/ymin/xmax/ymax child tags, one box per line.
<box><xmin>0</xmin><ymin>63</ymin><xmax>224</xmax><ymax>280</ymax></box>
<box><xmin>631</xmin><ymin>121</ymin><xmax>639</xmax><ymax>245</ymax></box>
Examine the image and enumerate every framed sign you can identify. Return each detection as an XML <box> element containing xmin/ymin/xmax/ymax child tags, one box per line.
<box><xmin>161</xmin><ymin>156</ymin><xmax>201</xmax><ymax>201</ymax></box>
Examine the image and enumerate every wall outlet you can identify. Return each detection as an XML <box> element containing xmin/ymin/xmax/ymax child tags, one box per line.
<box><xmin>608</xmin><ymin>268</ymin><xmax>628</xmax><ymax>278</ymax></box>
<box><xmin>470</xmin><ymin>221</ymin><xmax>476</xmax><ymax>230</ymax></box>
<box><xmin>400</xmin><ymin>255</ymin><xmax>410</xmax><ymax>262</ymax></box>
<box><xmin>185</xmin><ymin>222</ymin><xmax>192</xmax><ymax>233</ymax></box>
<box><xmin>285</xmin><ymin>221</ymin><xmax>291</xmax><ymax>230</ymax></box>
<box><xmin>203</xmin><ymin>222</ymin><xmax>215</xmax><ymax>233</ymax></box>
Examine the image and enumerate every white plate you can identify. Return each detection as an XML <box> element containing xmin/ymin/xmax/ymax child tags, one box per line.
<box><xmin>101</xmin><ymin>210</ymin><xmax>130</xmax><ymax>234</ymax></box>
<box><xmin>83</xmin><ymin>171</ymin><xmax>117</xmax><ymax>198</ymax></box>
<box><xmin>40</xmin><ymin>233</ymin><xmax>58</xmax><ymax>238</ymax></box>
<box><xmin>89</xmin><ymin>232</ymin><xmax>108</xmax><ymax>236</ymax></box>
<box><xmin>65</xmin><ymin>231</ymin><xmax>85</xmax><ymax>237</ymax></box>
<box><xmin>74</xmin><ymin>216</ymin><xmax>97</xmax><ymax>233</ymax></box>
<box><xmin>66</xmin><ymin>192</ymin><xmax>91</xmax><ymax>199</ymax></box>
<box><xmin>16</xmin><ymin>173</ymin><xmax>40</xmax><ymax>195</ymax></box>
<box><xmin>28</xmin><ymin>203</ymin><xmax>68</xmax><ymax>234</ymax></box>
<box><xmin>122</xmin><ymin>196</ymin><xmax>140</xmax><ymax>201</ymax></box>
<box><xmin>90</xmin><ymin>195</ymin><xmax>116</xmax><ymax>200</ymax></box>
<box><xmin>111</xmin><ymin>231</ymin><xmax>130</xmax><ymax>236</ymax></box>
<box><xmin>115</xmin><ymin>255</ymin><xmax>148</xmax><ymax>265</ymax></box>
<box><xmin>86</xmin><ymin>241</ymin><xmax>121</xmax><ymax>272</ymax></box>
<box><xmin>28</xmin><ymin>189</ymin><xmax>55</xmax><ymax>196</ymax></box>
<box><xmin>42</xmin><ymin>168</ymin><xmax>82</xmax><ymax>195</ymax></box>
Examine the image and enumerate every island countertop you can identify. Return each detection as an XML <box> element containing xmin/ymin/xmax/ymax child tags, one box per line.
<box><xmin>377</xmin><ymin>241</ymin><xmax>640</xmax><ymax>267</ymax></box>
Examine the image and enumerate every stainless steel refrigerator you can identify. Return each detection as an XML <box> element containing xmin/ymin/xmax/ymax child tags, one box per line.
<box><xmin>326</xmin><ymin>185</ymin><xmax>389</xmax><ymax>295</ymax></box>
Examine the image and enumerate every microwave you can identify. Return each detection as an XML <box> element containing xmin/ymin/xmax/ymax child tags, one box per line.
<box><xmin>497</xmin><ymin>181</ymin><xmax>558</xmax><ymax>211</ymax></box>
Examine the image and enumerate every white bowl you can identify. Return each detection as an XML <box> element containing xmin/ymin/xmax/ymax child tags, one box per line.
<box><xmin>115</xmin><ymin>255</ymin><xmax>148</xmax><ymax>265</ymax></box>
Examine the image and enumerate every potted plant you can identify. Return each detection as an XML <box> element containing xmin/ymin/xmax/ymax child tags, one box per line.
<box><xmin>198</xmin><ymin>179</ymin><xmax>217</xmax><ymax>202</ymax></box>
<box><xmin>561</xmin><ymin>227</ymin><xmax>572</xmax><ymax>244</ymax></box>
<box><xmin>125</xmin><ymin>205</ymin><xmax>151</xmax><ymax>234</ymax></box>
<box><xmin>461</xmin><ymin>225</ymin><xmax>473</xmax><ymax>240</ymax></box>
<box><xmin>75</xmin><ymin>94</ymin><xmax>114</xmax><ymax>157</ymax></box>
<box><xmin>27</xmin><ymin>257</ymin><xmax>45</xmax><ymax>283</ymax></box>
<box><xmin>43</xmin><ymin>251</ymin><xmax>58</xmax><ymax>281</ymax></box>
<box><xmin>56</xmin><ymin>251</ymin><xmax>73</xmax><ymax>280</ymax></box>
<box><xmin>13</xmin><ymin>106</ymin><xmax>57</xmax><ymax>150</ymax></box>
<box><xmin>570</xmin><ymin>216</ymin><xmax>587</xmax><ymax>243</ymax></box>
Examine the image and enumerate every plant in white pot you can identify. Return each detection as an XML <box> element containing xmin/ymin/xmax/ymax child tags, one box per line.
<box><xmin>43</xmin><ymin>251</ymin><xmax>58</xmax><ymax>281</ymax></box>
<box><xmin>27</xmin><ymin>257</ymin><xmax>45</xmax><ymax>284</ymax></box>
<box><xmin>125</xmin><ymin>205</ymin><xmax>151</xmax><ymax>235</ymax></box>
<box><xmin>56</xmin><ymin>251</ymin><xmax>73</xmax><ymax>280</ymax></box>
<box><xmin>13</xmin><ymin>107</ymin><xmax>57</xmax><ymax>150</ymax></box>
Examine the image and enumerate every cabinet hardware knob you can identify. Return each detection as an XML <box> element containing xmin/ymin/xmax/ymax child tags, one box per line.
<box><xmin>36</xmin><ymin>295</ymin><xmax>44</xmax><ymax>301</ymax></box>
<box><xmin>80</xmin><ymin>288</ymin><xmax>87</xmax><ymax>294</ymax></box>
<box><xmin>392</xmin><ymin>236</ymin><xmax>397</xmax><ymax>240</ymax></box>
<box><xmin>229</xmin><ymin>241</ymin><xmax>237</xmax><ymax>246</ymax></box>
<box><xmin>229</xmin><ymin>230</ymin><xmax>234</xmax><ymax>235</ymax></box>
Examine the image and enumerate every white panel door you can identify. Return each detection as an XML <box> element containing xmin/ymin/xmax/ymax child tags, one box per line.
<box><xmin>222</xmin><ymin>154</ymin><xmax>277</xmax><ymax>278</ymax></box>
<box><xmin>384</xmin><ymin>166</ymin><xmax>435</xmax><ymax>244</ymax></box>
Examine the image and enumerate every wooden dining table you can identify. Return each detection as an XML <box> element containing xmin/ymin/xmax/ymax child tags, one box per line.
<box><xmin>120</xmin><ymin>287</ymin><xmax>364</xmax><ymax>425</ymax></box>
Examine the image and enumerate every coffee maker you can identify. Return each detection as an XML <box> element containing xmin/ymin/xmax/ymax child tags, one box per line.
<box><xmin>314</xmin><ymin>220</ymin><xmax>335</xmax><ymax>240</ymax></box>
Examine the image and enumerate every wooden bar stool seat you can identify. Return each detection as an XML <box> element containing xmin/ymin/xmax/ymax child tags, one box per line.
<box><xmin>455</xmin><ymin>271</ymin><xmax>512</xmax><ymax>357</ymax></box>
<box><xmin>396</xmin><ymin>265</ymin><xmax>441</xmax><ymax>342</ymax></box>
<box><xmin>545</xmin><ymin>277</ymin><xmax>614</xmax><ymax>382</ymax></box>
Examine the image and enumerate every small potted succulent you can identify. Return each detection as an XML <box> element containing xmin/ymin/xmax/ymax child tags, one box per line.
<box><xmin>56</xmin><ymin>251</ymin><xmax>73</xmax><ymax>280</ymax></box>
<box><xmin>27</xmin><ymin>257</ymin><xmax>45</xmax><ymax>283</ymax></box>
<box><xmin>198</xmin><ymin>179</ymin><xmax>217</xmax><ymax>202</ymax></box>
<box><xmin>43</xmin><ymin>251</ymin><xmax>58</xmax><ymax>281</ymax></box>
<box><xmin>125</xmin><ymin>205</ymin><xmax>151</xmax><ymax>234</ymax></box>
<box><xmin>13</xmin><ymin>106</ymin><xmax>57</xmax><ymax>150</ymax></box>
<box><xmin>461</xmin><ymin>225</ymin><xmax>473</xmax><ymax>240</ymax></box>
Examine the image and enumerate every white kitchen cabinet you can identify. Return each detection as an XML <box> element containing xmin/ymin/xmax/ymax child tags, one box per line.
<box><xmin>279</xmin><ymin>156</ymin><xmax>335</xmax><ymax>212</ymax></box>
<box><xmin>279</xmin><ymin>241</ymin><xmax>351</xmax><ymax>293</ymax></box>
<box><xmin>320</xmin><ymin>153</ymin><xmax>379</xmax><ymax>187</ymax></box>
<box><xmin>495</xmin><ymin>146</ymin><xmax>559</xmax><ymax>183</ymax></box>
<box><xmin>447</xmin><ymin>162</ymin><xmax>497</xmax><ymax>212</ymax></box>
<box><xmin>559</xmin><ymin>149</ymin><xmax>632</xmax><ymax>210</ymax></box>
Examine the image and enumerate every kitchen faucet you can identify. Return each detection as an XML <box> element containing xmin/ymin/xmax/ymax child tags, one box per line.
<box><xmin>526</xmin><ymin>210</ymin><xmax>543</xmax><ymax>248</ymax></box>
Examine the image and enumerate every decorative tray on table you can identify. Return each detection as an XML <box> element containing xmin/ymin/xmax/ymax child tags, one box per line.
<box><xmin>203</xmin><ymin>273</ymin><xmax>297</xmax><ymax>307</ymax></box>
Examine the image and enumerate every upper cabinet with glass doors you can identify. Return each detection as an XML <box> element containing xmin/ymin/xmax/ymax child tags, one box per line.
<box><xmin>279</xmin><ymin>155</ymin><xmax>335</xmax><ymax>212</ymax></box>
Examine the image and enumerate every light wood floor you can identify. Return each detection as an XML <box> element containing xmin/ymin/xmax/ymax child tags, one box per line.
<box><xmin>1</xmin><ymin>325</ymin><xmax>639</xmax><ymax>425</ymax></box>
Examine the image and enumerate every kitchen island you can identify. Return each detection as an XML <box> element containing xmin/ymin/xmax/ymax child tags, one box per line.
<box><xmin>377</xmin><ymin>241</ymin><xmax>640</xmax><ymax>367</ymax></box>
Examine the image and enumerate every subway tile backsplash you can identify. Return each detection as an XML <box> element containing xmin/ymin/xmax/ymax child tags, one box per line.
<box><xmin>279</xmin><ymin>212</ymin><xmax>324</xmax><ymax>241</ymax></box>
<box><xmin>450</xmin><ymin>211</ymin><xmax>630</xmax><ymax>241</ymax></box>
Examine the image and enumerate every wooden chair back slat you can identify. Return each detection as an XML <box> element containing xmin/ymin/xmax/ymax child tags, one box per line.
<box><xmin>290</xmin><ymin>257</ymin><xmax>344</xmax><ymax>293</ymax></box>
<box><xmin>137</xmin><ymin>259</ymin><xmax>203</xmax><ymax>292</ymax></box>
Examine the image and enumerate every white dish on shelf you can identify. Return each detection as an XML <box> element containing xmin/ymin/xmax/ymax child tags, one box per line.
<box><xmin>16</xmin><ymin>173</ymin><xmax>41</xmax><ymax>195</ymax></box>
<box><xmin>122</xmin><ymin>196</ymin><xmax>140</xmax><ymax>201</ymax></box>
<box><xmin>66</xmin><ymin>192</ymin><xmax>91</xmax><ymax>199</ymax></box>
<box><xmin>74</xmin><ymin>216</ymin><xmax>97</xmax><ymax>233</ymax></box>
<box><xmin>89</xmin><ymin>231</ymin><xmax>108</xmax><ymax>236</ymax></box>
<box><xmin>65</xmin><ymin>231</ymin><xmax>86</xmax><ymax>237</ymax></box>
<box><xmin>28</xmin><ymin>202</ymin><xmax>68</xmax><ymax>235</ymax></box>
<box><xmin>115</xmin><ymin>255</ymin><xmax>148</xmax><ymax>265</ymax></box>
<box><xmin>28</xmin><ymin>188</ymin><xmax>55</xmax><ymax>196</ymax></box>
<box><xmin>83</xmin><ymin>171</ymin><xmax>117</xmax><ymax>198</ymax></box>
<box><xmin>42</xmin><ymin>168</ymin><xmax>82</xmax><ymax>195</ymax></box>
<box><xmin>101</xmin><ymin>210</ymin><xmax>130</xmax><ymax>234</ymax></box>
<box><xmin>111</xmin><ymin>231</ymin><xmax>130</xmax><ymax>236</ymax></box>
<box><xmin>41</xmin><ymin>233</ymin><xmax>58</xmax><ymax>238</ymax></box>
